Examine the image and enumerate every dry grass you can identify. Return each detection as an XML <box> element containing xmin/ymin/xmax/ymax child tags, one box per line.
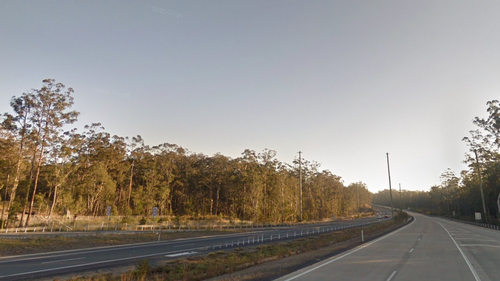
<box><xmin>65</xmin><ymin>219</ymin><xmax>402</xmax><ymax>281</ymax></box>
<box><xmin>0</xmin><ymin>231</ymin><xmax>228</xmax><ymax>257</ymax></box>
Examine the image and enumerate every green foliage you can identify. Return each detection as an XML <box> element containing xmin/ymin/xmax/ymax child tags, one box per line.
<box><xmin>138</xmin><ymin>217</ymin><xmax>146</xmax><ymax>225</ymax></box>
<box><xmin>394</xmin><ymin>211</ymin><xmax>409</xmax><ymax>222</ymax></box>
<box><xmin>121</xmin><ymin>216</ymin><xmax>135</xmax><ymax>224</ymax></box>
<box><xmin>375</xmin><ymin>100</ymin><xmax>500</xmax><ymax>223</ymax></box>
<box><xmin>134</xmin><ymin>259</ymin><xmax>151</xmax><ymax>280</ymax></box>
<box><xmin>0</xmin><ymin>79</ymin><xmax>376</xmax><ymax>226</ymax></box>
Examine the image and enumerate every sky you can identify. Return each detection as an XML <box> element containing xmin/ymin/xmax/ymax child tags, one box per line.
<box><xmin>1</xmin><ymin>1</ymin><xmax>500</xmax><ymax>193</ymax></box>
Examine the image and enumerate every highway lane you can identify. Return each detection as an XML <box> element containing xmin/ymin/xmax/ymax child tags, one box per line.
<box><xmin>432</xmin><ymin>216</ymin><xmax>500</xmax><ymax>281</ymax></box>
<box><xmin>276</xmin><ymin>212</ymin><xmax>500</xmax><ymax>281</ymax></box>
<box><xmin>0</xmin><ymin>215</ymin><xmax>384</xmax><ymax>280</ymax></box>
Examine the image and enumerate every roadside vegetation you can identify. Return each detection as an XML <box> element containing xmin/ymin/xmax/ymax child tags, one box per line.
<box><xmin>373</xmin><ymin>101</ymin><xmax>500</xmax><ymax>224</ymax></box>
<box><xmin>64</xmin><ymin>216</ymin><xmax>408</xmax><ymax>281</ymax></box>
<box><xmin>0</xmin><ymin>231</ymin><xmax>230</xmax><ymax>257</ymax></box>
<box><xmin>1</xmin><ymin>79</ymin><xmax>371</xmax><ymax>230</ymax></box>
<box><xmin>0</xmin><ymin>210</ymin><xmax>378</xmax><ymax>257</ymax></box>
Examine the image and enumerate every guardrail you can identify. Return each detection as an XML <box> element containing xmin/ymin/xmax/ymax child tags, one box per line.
<box><xmin>1</xmin><ymin>217</ymin><xmax>389</xmax><ymax>234</ymax></box>
<box><xmin>443</xmin><ymin>217</ymin><xmax>500</xmax><ymax>231</ymax></box>
<box><xmin>205</xmin><ymin>217</ymin><xmax>412</xmax><ymax>250</ymax></box>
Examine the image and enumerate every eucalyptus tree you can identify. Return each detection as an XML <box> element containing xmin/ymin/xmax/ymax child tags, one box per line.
<box><xmin>197</xmin><ymin>153</ymin><xmax>230</xmax><ymax>215</ymax></box>
<box><xmin>1</xmin><ymin>93</ymin><xmax>35</xmax><ymax>219</ymax></box>
<box><xmin>125</xmin><ymin>135</ymin><xmax>145</xmax><ymax>210</ymax></box>
<box><xmin>312</xmin><ymin>171</ymin><xmax>345</xmax><ymax>218</ymax></box>
<box><xmin>463</xmin><ymin>100</ymin><xmax>500</xmax><ymax>219</ymax></box>
<box><xmin>241</xmin><ymin>149</ymin><xmax>264</xmax><ymax>221</ymax></box>
<box><xmin>44</xmin><ymin>128</ymin><xmax>81</xmax><ymax>219</ymax></box>
<box><xmin>25</xmin><ymin>80</ymin><xmax>79</xmax><ymax>225</ymax></box>
<box><xmin>2</xmin><ymin>80</ymin><xmax>79</xmax><ymax>226</ymax></box>
<box><xmin>73</xmin><ymin>123</ymin><xmax>125</xmax><ymax>216</ymax></box>
<box><xmin>0</xmin><ymin>130</ymin><xmax>19</xmax><ymax>227</ymax></box>
<box><xmin>232</xmin><ymin>154</ymin><xmax>253</xmax><ymax>221</ymax></box>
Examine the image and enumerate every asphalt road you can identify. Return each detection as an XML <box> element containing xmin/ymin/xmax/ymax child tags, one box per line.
<box><xmin>0</xmin><ymin>215</ymin><xmax>383</xmax><ymax>280</ymax></box>
<box><xmin>275</xmin><ymin>212</ymin><xmax>500</xmax><ymax>281</ymax></box>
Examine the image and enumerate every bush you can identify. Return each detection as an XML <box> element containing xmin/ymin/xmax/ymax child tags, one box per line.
<box><xmin>121</xmin><ymin>216</ymin><xmax>135</xmax><ymax>224</ymax></box>
<box><xmin>134</xmin><ymin>259</ymin><xmax>151</xmax><ymax>280</ymax></box>
<box><xmin>394</xmin><ymin>211</ymin><xmax>409</xmax><ymax>222</ymax></box>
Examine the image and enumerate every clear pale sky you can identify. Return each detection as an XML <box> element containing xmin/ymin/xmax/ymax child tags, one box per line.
<box><xmin>2</xmin><ymin>1</ymin><xmax>500</xmax><ymax>193</ymax></box>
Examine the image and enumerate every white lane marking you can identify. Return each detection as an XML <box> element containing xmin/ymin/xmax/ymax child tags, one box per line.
<box><xmin>409</xmin><ymin>248</ymin><xmax>414</xmax><ymax>253</ymax></box>
<box><xmin>166</xmin><ymin>251</ymin><xmax>197</xmax><ymax>257</ymax></box>
<box><xmin>453</xmin><ymin>237</ymin><xmax>496</xmax><ymax>242</ymax></box>
<box><xmin>280</xmin><ymin>217</ymin><xmax>416</xmax><ymax>281</ymax></box>
<box><xmin>437</xmin><ymin>222</ymin><xmax>481</xmax><ymax>281</ymax></box>
<box><xmin>42</xmin><ymin>257</ymin><xmax>85</xmax><ymax>264</ymax></box>
<box><xmin>386</xmin><ymin>271</ymin><xmax>397</xmax><ymax>281</ymax></box>
<box><xmin>0</xmin><ymin>231</ymin><xmax>263</xmax><ymax>262</ymax></box>
<box><xmin>417</xmin><ymin>238</ymin><xmax>420</xmax><ymax>241</ymax></box>
<box><xmin>173</xmin><ymin>243</ymin><xmax>194</xmax><ymax>248</ymax></box>
<box><xmin>0</xmin><ymin>231</ymin><xmax>270</xmax><ymax>265</ymax></box>
<box><xmin>0</xmin><ymin>247</ymin><xmax>202</xmax><ymax>279</ymax></box>
<box><xmin>460</xmin><ymin>244</ymin><xmax>500</xmax><ymax>249</ymax></box>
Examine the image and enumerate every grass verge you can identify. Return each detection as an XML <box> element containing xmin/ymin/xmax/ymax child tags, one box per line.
<box><xmin>0</xmin><ymin>231</ymin><xmax>230</xmax><ymax>257</ymax></box>
<box><xmin>65</xmin><ymin>218</ymin><xmax>408</xmax><ymax>281</ymax></box>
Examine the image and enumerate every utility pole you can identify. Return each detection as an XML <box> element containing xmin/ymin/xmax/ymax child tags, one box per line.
<box><xmin>474</xmin><ymin>150</ymin><xmax>489</xmax><ymax>223</ymax></box>
<box><xmin>399</xmin><ymin>183</ymin><xmax>402</xmax><ymax>210</ymax></box>
<box><xmin>356</xmin><ymin>184</ymin><xmax>360</xmax><ymax>218</ymax></box>
<box><xmin>298</xmin><ymin>151</ymin><xmax>302</xmax><ymax>222</ymax></box>
<box><xmin>386</xmin><ymin>153</ymin><xmax>394</xmax><ymax>219</ymax></box>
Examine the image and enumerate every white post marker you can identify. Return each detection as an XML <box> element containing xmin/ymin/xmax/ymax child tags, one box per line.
<box><xmin>152</xmin><ymin>206</ymin><xmax>158</xmax><ymax>232</ymax></box>
<box><xmin>106</xmin><ymin>206</ymin><xmax>112</xmax><ymax>230</ymax></box>
<box><xmin>497</xmin><ymin>193</ymin><xmax>500</xmax><ymax>216</ymax></box>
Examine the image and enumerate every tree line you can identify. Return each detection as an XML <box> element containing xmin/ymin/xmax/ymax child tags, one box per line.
<box><xmin>373</xmin><ymin>100</ymin><xmax>500</xmax><ymax>223</ymax></box>
<box><xmin>0</xmin><ymin>79</ymin><xmax>372</xmax><ymax>227</ymax></box>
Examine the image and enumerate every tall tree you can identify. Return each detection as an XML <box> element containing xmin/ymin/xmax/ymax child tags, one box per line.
<box><xmin>1</xmin><ymin>93</ymin><xmax>34</xmax><ymax>220</ymax></box>
<box><xmin>24</xmin><ymin>79</ymin><xmax>79</xmax><ymax>226</ymax></box>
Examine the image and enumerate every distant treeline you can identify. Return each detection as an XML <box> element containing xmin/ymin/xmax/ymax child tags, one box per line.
<box><xmin>374</xmin><ymin>100</ymin><xmax>500</xmax><ymax>223</ymax></box>
<box><xmin>0</xmin><ymin>79</ymin><xmax>372</xmax><ymax>227</ymax></box>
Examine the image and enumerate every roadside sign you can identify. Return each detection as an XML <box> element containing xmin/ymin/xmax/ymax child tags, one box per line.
<box><xmin>475</xmin><ymin>212</ymin><xmax>482</xmax><ymax>221</ymax></box>
<box><xmin>106</xmin><ymin>206</ymin><xmax>112</xmax><ymax>216</ymax></box>
<box><xmin>152</xmin><ymin>207</ymin><xmax>159</xmax><ymax>217</ymax></box>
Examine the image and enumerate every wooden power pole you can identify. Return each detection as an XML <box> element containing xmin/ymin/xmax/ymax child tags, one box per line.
<box><xmin>299</xmin><ymin>151</ymin><xmax>302</xmax><ymax>222</ymax></box>
<box><xmin>386</xmin><ymin>153</ymin><xmax>394</xmax><ymax>218</ymax></box>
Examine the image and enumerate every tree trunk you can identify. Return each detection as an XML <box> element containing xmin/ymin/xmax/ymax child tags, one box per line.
<box><xmin>215</xmin><ymin>181</ymin><xmax>221</xmax><ymax>215</ymax></box>
<box><xmin>25</xmin><ymin>140</ymin><xmax>47</xmax><ymax>226</ymax></box>
<box><xmin>127</xmin><ymin>160</ymin><xmax>134</xmax><ymax>208</ymax></box>
<box><xmin>7</xmin><ymin>157</ymin><xmax>23</xmax><ymax>218</ymax></box>
<box><xmin>48</xmin><ymin>184</ymin><xmax>58</xmax><ymax>219</ymax></box>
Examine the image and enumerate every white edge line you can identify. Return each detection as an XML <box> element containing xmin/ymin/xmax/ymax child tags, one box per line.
<box><xmin>41</xmin><ymin>257</ymin><xmax>86</xmax><ymax>264</ymax></box>
<box><xmin>280</xmin><ymin>217</ymin><xmax>416</xmax><ymax>281</ymax></box>
<box><xmin>173</xmin><ymin>243</ymin><xmax>195</xmax><ymax>248</ymax></box>
<box><xmin>409</xmin><ymin>248</ymin><xmax>414</xmax><ymax>253</ymax></box>
<box><xmin>436</xmin><ymin>221</ymin><xmax>481</xmax><ymax>281</ymax></box>
<box><xmin>386</xmin><ymin>271</ymin><xmax>397</xmax><ymax>281</ymax></box>
<box><xmin>0</xmin><ymin>219</ymin><xmax>385</xmax><ymax>263</ymax></box>
<box><xmin>459</xmin><ymin>244</ymin><xmax>500</xmax><ymax>248</ymax></box>
<box><xmin>0</xmin><ymin>232</ymin><xmax>266</xmax><ymax>264</ymax></box>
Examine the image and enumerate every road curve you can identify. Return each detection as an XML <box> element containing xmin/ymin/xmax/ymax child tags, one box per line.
<box><xmin>275</xmin><ymin>212</ymin><xmax>500</xmax><ymax>281</ymax></box>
